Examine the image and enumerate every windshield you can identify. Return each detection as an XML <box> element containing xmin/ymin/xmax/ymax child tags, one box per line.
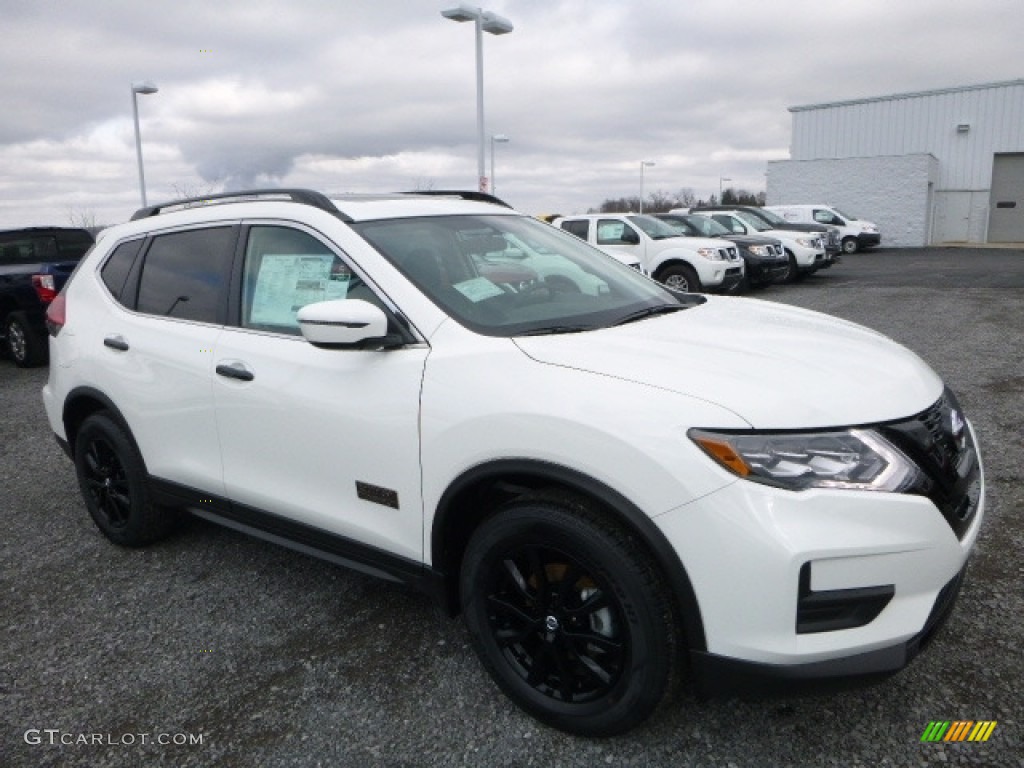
<box><xmin>627</xmin><ymin>215</ymin><xmax>684</xmax><ymax>240</ymax></box>
<box><xmin>832</xmin><ymin>207</ymin><xmax>857</xmax><ymax>220</ymax></box>
<box><xmin>748</xmin><ymin>208</ymin><xmax>789</xmax><ymax>228</ymax></box>
<box><xmin>682</xmin><ymin>215</ymin><xmax>731</xmax><ymax>238</ymax></box>
<box><xmin>353</xmin><ymin>215</ymin><xmax>691</xmax><ymax>337</ymax></box>
<box><xmin>733</xmin><ymin>211</ymin><xmax>772</xmax><ymax>232</ymax></box>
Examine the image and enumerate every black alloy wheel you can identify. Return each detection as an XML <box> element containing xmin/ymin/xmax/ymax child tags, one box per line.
<box><xmin>461</xmin><ymin>495</ymin><xmax>678</xmax><ymax>736</ymax></box>
<box><xmin>74</xmin><ymin>413</ymin><xmax>179</xmax><ymax>546</ymax></box>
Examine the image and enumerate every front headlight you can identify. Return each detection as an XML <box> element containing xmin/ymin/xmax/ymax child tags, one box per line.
<box><xmin>688</xmin><ymin>428</ymin><xmax>923</xmax><ymax>492</ymax></box>
<box><xmin>747</xmin><ymin>245</ymin><xmax>768</xmax><ymax>256</ymax></box>
<box><xmin>695</xmin><ymin>247</ymin><xmax>725</xmax><ymax>261</ymax></box>
<box><xmin>795</xmin><ymin>238</ymin><xmax>817</xmax><ymax>248</ymax></box>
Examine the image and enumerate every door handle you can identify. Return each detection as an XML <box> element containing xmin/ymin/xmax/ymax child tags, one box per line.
<box><xmin>103</xmin><ymin>335</ymin><xmax>129</xmax><ymax>351</ymax></box>
<box><xmin>215</xmin><ymin>362</ymin><xmax>254</xmax><ymax>382</ymax></box>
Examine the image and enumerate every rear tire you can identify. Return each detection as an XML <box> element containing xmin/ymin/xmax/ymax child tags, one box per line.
<box><xmin>657</xmin><ymin>264</ymin><xmax>701</xmax><ymax>293</ymax></box>
<box><xmin>4</xmin><ymin>311</ymin><xmax>47</xmax><ymax>367</ymax></box>
<box><xmin>74</xmin><ymin>413</ymin><xmax>180</xmax><ymax>546</ymax></box>
<box><xmin>460</xmin><ymin>494</ymin><xmax>679</xmax><ymax>736</ymax></box>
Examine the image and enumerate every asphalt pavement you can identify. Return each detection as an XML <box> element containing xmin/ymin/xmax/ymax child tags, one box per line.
<box><xmin>1</xmin><ymin>247</ymin><xmax>1021</xmax><ymax>767</ymax></box>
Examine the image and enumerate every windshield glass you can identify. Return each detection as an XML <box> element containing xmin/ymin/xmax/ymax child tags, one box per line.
<box><xmin>733</xmin><ymin>211</ymin><xmax>772</xmax><ymax>232</ymax></box>
<box><xmin>353</xmin><ymin>215</ymin><xmax>689</xmax><ymax>337</ymax></box>
<box><xmin>832</xmin><ymin>207</ymin><xmax>857</xmax><ymax>220</ymax></box>
<box><xmin>682</xmin><ymin>215</ymin><xmax>731</xmax><ymax>238</ymax></box>
<box><xmin>627</xmin><ymin>215</ymin><xmax>684</xmax><ymax>240</ymax></box>
<box><xmin>749</xmin><ymin>208</ymin><xmax>788</xmax><ymax>228</ymax></box>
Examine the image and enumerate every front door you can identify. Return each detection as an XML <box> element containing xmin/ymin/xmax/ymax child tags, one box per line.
<box><xmin>212</xmin><ymin>223</ymin><xmax>428</xmax><ymax>562</ymax></box>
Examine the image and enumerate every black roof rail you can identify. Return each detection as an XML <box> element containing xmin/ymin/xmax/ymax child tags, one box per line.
<box><xmin>401</xmin><ymin>189</ymin><xmax>514</xmax><ymax>209</ymax></box>
<box><xmin>130</xmin><ymin>188</ymin><xmax>350</xmax><ymax>221</ymax></box>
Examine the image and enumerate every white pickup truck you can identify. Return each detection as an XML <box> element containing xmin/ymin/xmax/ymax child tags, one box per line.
<box><xmin>552</xmin><ymin>213</ymin><xmax>744</xmax><ymax>292</ymax></box>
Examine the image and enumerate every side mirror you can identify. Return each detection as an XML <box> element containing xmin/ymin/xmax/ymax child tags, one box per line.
<box><xmin>297</xmin><ymin>299</ymin><xmax>400</xmax><ymax>349</ymax></box>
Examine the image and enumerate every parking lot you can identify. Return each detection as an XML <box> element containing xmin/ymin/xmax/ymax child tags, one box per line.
<box><xmin>2</xmin><ymin>247</ymin><xmax>1022</xmax><ymax>768</ymax></box>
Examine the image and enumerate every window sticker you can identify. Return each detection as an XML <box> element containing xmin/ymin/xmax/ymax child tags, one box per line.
<box><xmin>453</xmin><ymin>276</ymin><xmax>505</xmax><ymax>303</ymax></box>
<box><xmin>250</xmin><ymin>254</ymin><xmax>348</xmax><ymax>325</ymax></box>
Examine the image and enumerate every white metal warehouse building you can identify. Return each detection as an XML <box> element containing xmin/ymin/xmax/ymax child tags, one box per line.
<box><xmin>766</xmin><ymin>79</ymin><xmax>1024</xmax><ymax>247</ymax></box>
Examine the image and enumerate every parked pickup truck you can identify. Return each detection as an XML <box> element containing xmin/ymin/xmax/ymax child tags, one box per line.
<box><xmin>0</xmin><ymin>227</ymin><xmax>95</xmax><ymax>366</ymax></box>
<box><xmin>553</xmin><ymin>213</ymin><xmax>744</xmax><ymax>293</ymax></box>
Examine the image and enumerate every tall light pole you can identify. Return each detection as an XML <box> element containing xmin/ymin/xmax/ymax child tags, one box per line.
<box><xmin>131</xmin><ymin>81</ymin><xmax>159</xmax><ymax>207</ymax></box>
<box><xmin>441</xmin><ymin>4</ymin><xmax>514</xmax><ymax>193</ymax></box>
<box><xmin>719</xmin><ymin>176</ymin><xmax>732</xmax><ymax>202</ymax></box>
<box><xmin>490</xmin><ymin>134</ymin><xmax>509</xmax><ymax>195</ymax></box>
<box><xmin>639</xmin><ymin>161</ymin><xmax>655</xmax><ymax>213</ymax></box>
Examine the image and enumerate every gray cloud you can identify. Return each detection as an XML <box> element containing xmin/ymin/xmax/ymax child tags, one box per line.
<box><xmin>1</xmin><ymin>0</ymin><xmax>1022</xmax><ymax>226</ymax></box>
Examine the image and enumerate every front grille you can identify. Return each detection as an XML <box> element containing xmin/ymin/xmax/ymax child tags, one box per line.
<box><xmin>881</xmin><ymin>389</ymin><xmax>981</xmax><ymax>540</ymax></box>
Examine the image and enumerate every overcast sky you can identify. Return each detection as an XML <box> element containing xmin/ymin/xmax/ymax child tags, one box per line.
<box><xmin>2</xmin><ymin>0</ymin><xmax>1022</xmax><ymax>228</ymax></box>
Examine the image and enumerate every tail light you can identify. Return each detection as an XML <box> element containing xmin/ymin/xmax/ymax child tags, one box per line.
<box><xmin>46</xmin><ymin>290</ymin><xmax>67</xmax><ymax>336</ymax></box>
<box><xmin>31</xmin><ymin>274</ymin><xmax>58</xmax><ymax>304</ymax></box>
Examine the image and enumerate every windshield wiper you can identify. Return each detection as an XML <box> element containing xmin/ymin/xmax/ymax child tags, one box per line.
<box><xmin>613</xmin><ymin>304</ymin><xmax>685</xmax><ymax>326</ymax></box>
<box><xmin>517</xmin><ymin>324</ymin><xmax>593</xmax><ymax>336</ymax></box>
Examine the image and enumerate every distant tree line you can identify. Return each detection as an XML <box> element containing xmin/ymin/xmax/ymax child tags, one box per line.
<box><xmin>589</xmin><ymin>187</ymin><xmax>766</xmax><ymax>214</ymax></box>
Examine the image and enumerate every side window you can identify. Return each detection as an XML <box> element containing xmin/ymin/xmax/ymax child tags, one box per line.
<box><xmin>559</xmin><ymin>219</ymin><xmax>589</xmax><ymax>240</ymax></box>
<box><xmin>136</xmin><ymin>226</ymin><xmax>236</xmax><ymax>323</ymax></box>
<box><xmin>100</xmin><ymin>240</ymin><xmax>145</xmax><ymax>303</ymax></box>
<box><xmin>597</xmin><ymin>219</ymin><xmax>638</xmax><ymax>245</ymax></box>
<box><xmin>813</xmin><ymin>209</ymin><xmax>842</xmax><ymax>225</ymax></box>
<box><xmin>0</xmin><ymin>236</ymin><xmax>37</xmax><ymax>264</ymax></box>
<box><xmin>241</xmin><ymin>225</ymin><xmax>379</xmax><ymax>336</ymax></box>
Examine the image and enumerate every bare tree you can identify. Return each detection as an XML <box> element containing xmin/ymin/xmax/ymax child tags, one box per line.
<box><xmin>67</xmin><ymin>208</ymin><xmax>98</xmax><ymax>229</ymax></box>
<box><xmin>411</xmin><ymin>177</ymin><xmax>436</xmax><ymax>191</ymax></box>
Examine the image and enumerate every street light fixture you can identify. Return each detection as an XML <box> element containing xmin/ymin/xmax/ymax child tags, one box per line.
<box><xmin>719</xmin><ymin>176</ymin><xmax>732</xmax><ymax>201</ymax></box>
<box><xmin>441</xmin><ymin>4</ymin><xmax>514</xmax><ymax>193</ymax></box>
<box><xmin>490</xmin><ymin>134</ymin><xmax>509</xmax><ymax>195</ymax></box>
<box><xmin>639</xmin><ymin>161</ymin><xmax>655</xmax><ymax>213</ymax></box>
<box><xmin>131</xmin><ymin>81</ymin><xmax>159</xmax><ymax>207</ymax></box>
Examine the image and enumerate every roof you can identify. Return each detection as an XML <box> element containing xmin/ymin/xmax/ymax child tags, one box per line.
<box><xmin>789</xmin><ymin>78</ymin><xmax>1024</xmax><ymax>113</ymax></box>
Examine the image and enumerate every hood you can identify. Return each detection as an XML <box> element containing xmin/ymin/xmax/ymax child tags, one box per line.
<box><xmin>513</xmin><ymin>297</ymin><xmax>942</xmax><ymax>429</ymax></box>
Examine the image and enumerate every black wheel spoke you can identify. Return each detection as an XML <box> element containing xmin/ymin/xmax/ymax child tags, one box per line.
<box><xmin>500</xmin><ymin>558</ymin><xmax>534</xmax><ymax>603</ymax></box>
<box><xmin>487</xmin><ymin>594</ymin><xmax>541</xmax><ymax>629</ymax></box>
<box><xmin>562</xmin><ymin>628</ymin><xmax>623</xmax><ymax>655</ymax></box>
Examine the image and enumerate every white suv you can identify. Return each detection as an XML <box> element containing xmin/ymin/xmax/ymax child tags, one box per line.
<box><xmin>43</xmin><ymin>189</ymin><xmax>984</xmax><ymax>736</ymax></box>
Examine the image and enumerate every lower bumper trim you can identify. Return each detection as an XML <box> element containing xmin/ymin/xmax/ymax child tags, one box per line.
<box><xmin>690</xmin><ymin>563</ymin><xmax>968</xmax><ymax>699</ymax></box>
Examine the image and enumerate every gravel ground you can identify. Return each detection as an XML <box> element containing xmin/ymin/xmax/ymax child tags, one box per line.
<box><xmin>1</xmin><ymin>247</ymin><xmax>1021</xmax><ymax>767</ymax></box>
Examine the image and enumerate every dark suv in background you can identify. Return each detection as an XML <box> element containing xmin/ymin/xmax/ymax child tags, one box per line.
<box><xmin>691</xmin><ymin>205</ymin><xmax>841</xmax><ymax>260</ymax></box>
<box><xmin>0</xmin><ymin>227</ymin><xmax>95</xmax><ymax>366</ymax></box>
<box><xmin>655</xmin><ymin>212</ymin><xmax>790</xmax><ymax>288</ymax></box>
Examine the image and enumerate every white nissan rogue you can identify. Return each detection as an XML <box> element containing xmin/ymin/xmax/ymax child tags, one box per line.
<box><xmin>43</xmin><ymin>189</ymin><xmax>984</xmax><ymax>736</ymax></box>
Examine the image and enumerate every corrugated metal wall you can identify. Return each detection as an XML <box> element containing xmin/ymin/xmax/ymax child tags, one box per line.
<box><xmin>790</xmin><ymin>81</ymin><xmax>1024</xmax><ymax>191</ymax></box>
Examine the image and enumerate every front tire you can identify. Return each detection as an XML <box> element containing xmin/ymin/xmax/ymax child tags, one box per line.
<box><xmin>657</xmin><ymin>264</ymin><xmax>701</xmax><ymax>293</ymax></box>
<box><xmin>841</xmin><ymin>237</ymin><xmax>859</xmax><ymax>254</ymax></box>
<box><xmin>74</xmin><ymin>413</ymin><xmax>179</xmax><ymax>546</ymax></box>
<box><xmin>4</xmin><ymin>311</ymin><xmax>47</xmax><ymax>367</ymax></box>
<box><xmin>460</xmin><ymin>495</ymin><xmax>678</xmax><ymax>736</ymax></box>
<box><xmin>780</xmin><ymin>251</ymin><xmax>799</xmax><ymax>284</ymax></box>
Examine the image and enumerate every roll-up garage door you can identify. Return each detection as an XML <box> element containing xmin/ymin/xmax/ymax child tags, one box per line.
<box><xmin>989</xmin><ymin>153</ymin><xmax>1024</xmax><ymax>242</ymax></box>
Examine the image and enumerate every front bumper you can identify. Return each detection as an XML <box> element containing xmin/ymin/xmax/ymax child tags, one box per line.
<box><xmin>654</xmin><ymin>419</ymin><xmax>984</xmax><ymax>691</ymax></box>
<box><xmin>745</xmin><ymin>257</ymin><xmax>790</xmax><ymax>285</ymax></box>
<box><xmin>858</xmin><ymin>233</ymin><xmax>881</xmax><ymax>248</ymax></box>
<box><xmin>702</xmin><ymin>263</ymin><xmax>745</xmax><ymax>292</ymax></box>
<box><xmin>690</xmin><ymin>563</ymin><xmax>967</xmax><ymax>698</ymax></box>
